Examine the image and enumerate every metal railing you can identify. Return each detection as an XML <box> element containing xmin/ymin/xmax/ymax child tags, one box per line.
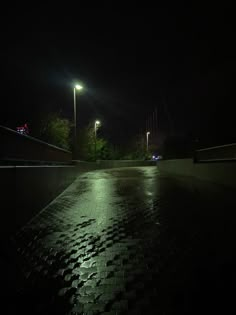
<box><xmin>194</xmin><ymin>143</ymin><xmax>236</xmax><ymax>162</ymax></box>
<box><xmin>0</xmin><ymin>125</ymin><xmax>72</xmax><ymax>163</ymax></box>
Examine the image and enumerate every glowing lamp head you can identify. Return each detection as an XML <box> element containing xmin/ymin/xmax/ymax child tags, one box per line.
<box><xmin>75</xmin><ymin>84</ymin><xmax>83</xmax><ymax>90</ymax></box>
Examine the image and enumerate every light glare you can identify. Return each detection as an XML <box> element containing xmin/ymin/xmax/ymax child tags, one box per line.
<box><xmin>75</xmin><ymin>84</ymin><xmax>83</xmax><ymax>90</ymax></box>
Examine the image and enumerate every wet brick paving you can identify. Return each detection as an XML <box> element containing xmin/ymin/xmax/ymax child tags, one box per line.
<box><xmin>2</xmin><ymin>167</ymin><xmax>236</xmax><ymax>314</ymax></box>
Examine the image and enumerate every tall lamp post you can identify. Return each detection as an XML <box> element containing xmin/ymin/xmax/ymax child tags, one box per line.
<box><xmin>146</xmin><ymin>131</ymin><xmax>150</xmax><ymax>153</ymax></box>
<box><xmin>73</xmin><ymin>84</ymin><xmax>83</xmax><ymax>158</ymax></box>
<box><xmin>94</xmin><ymin>120</ymin><xmax>101</xmax><ymax>161</ymax></box>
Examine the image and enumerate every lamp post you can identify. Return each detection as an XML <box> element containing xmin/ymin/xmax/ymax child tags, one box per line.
<box><xmin>73</xmin><ymin>84</ymin><xmax>83</xmax><ymax>158</ymax></box>
<box><xmin>146</xmin><ymin>131</ymin><xmax>150</xmax><ymax>153</ymax></box>
<box><xmin>94</xmin><ymin>120</ymin><xmax>101</xmax><ymax>161</ymax></box>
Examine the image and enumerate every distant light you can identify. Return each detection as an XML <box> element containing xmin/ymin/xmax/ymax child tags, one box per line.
<box><xmin>147</xmin><ymin>131</ymin><xmax>150</xmax><ymax>135</ymax></box>
<box><xmin>95</xmin><ymin>120</ymin><xmax>100</xmax><ymax>125</ymax></box>
<box><xmin>75</xmin><ymin>84</ymin><xmax>83</xmax><ymax>90</ymax></box>
<box><xmin>16</xmin><ymin>123</ymin><xmax>29</xmax><ymax>135</ymax></box>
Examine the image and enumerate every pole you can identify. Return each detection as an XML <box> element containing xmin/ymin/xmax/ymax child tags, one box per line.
<box><xmin>73</xmin><ymin>87</ymin><xmax>77</xmax><ymax>158</ymax></box>
<box><xmin>155</xmin><ymin>107</ymin><xmax>158</xmax><ymax>133</ymax></box>
<box><xmin>153</xmin><ymin>111</ymin><xmax>155</xmax><ymax>136</ymax></box>
<box><xmin>146</xmin><ymin>132</ymin><xmax>149</xmax><ymax>152</ymax></box>
<box><xmin>94</xmin><ymin>121</ymin><xmax>97</xmax><ymax>161</ymax></box>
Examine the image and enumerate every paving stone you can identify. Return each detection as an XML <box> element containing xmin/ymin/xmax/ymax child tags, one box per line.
<box><xmin>95</xmin><ymin>284</ymin><xmax>115</xmax><ymax>294</ymax></box>
<box><xmin>100</xmin><ymin>278</ymin><xmax>118</xmax><ymax>285</ymax></box>
<box><xmin>99</xmin><ymin>292</ymin><xmax>117</xmax><ymax>302</ymax></box>
<box><xmin>8</xmin><ymin>167</ymin><xmax>233</xmax><ymax>315</ymax></box>
<box><xmin>77</xmin><ymin>294</ymin><xmax>95</xmax><ymax>304</ymax></box>
<box><xmin>83</xmin><ymin>302</ymin><xmax>106</xmax><ymax>313</ymax></box>
<box><xmin>58</xmin><ymin>287</ymin><xmax>70</xmax><ymax>297</ymax></box>
<box><xmin>111</xmin><ymin>300</ymin><xmax>128</xmax><ymax>311</ymax></box>
<box><xmin>72</xmin><ymin>279</ymin><xmax>81</xmax><ymax>288</ymax></box>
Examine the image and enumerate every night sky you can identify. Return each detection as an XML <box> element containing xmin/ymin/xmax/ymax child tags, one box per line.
<box><xmin>1</xmin><ymin>5</ymin><xmax>235</xmax><ymax>148</ymax></box>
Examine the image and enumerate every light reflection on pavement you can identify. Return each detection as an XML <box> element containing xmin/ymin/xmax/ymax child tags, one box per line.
<box><xmin>4</xmin><ymin>166</ymin><xmax>236</xmax><ymax>314</ymax></box>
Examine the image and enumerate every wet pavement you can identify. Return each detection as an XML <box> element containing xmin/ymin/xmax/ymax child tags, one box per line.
<box><xmin>1</xmin><ymin>166</ymin><xmax>236</xmax><ymax>314</ymax></box>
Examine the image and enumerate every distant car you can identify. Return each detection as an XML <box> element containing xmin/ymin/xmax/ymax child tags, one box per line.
<box><xmin>16</xmin><ymin>123</ymin><xmax>29</xmax><ymax>135</ymax></box>
<box><xmin>152</xmin><ymin>155</ymin><xmax>163</xmax><ymax>160</ymax></box>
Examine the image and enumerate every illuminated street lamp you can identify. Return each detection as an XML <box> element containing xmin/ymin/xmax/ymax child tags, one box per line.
<box><xmin>73</xmin><ymin>84</ymin><xmax>83</xmax><ymax>158</ymax></box>
<box><xmin>146</xmin><ymin>131</ymin><xmax>150</xmax><ymax>152</ymax></box>
<box><xmin>94</xmin><ymin>120</ymin><xmax>101</xmax><ymax>161</ymax></box>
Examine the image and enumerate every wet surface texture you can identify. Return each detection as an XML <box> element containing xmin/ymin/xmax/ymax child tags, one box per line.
<box><xmin>2</xmin><ymin>167</ymin><xmax>236</xmax><ymax>314</ymax></box>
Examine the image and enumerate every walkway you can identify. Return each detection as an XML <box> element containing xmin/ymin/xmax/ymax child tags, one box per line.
<box><xmin>2</xmin><ymin>167</ymin><xmax>236</xmax><ymax>314</ymax></box>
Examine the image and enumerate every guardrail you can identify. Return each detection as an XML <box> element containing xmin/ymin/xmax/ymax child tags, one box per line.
<box><xmin>194</xmin><ymin>143</ymin><xmax>236</xmax><ymax>162</ymax></box>
<box><xmin>0</xmin><ymin>125</ymin><xmax>72</xmax><ymax>163</ymax></box>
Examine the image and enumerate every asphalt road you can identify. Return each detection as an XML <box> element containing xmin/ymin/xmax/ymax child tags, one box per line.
<box><xmin>2</xmin><ymin>166</ymin><xmax>236</xmax><ymax>314</ymax></box>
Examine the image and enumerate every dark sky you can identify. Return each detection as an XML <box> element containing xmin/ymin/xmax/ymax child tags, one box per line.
<box><xmin>1</xmin><ymin>5</ymin><xmax>235</xmax><ymax>147</ymax></box>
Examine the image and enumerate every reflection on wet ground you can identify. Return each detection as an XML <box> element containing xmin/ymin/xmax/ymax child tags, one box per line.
<box><xmin>2</xmin><ymin>167</ymin><xmax>236</xmax><ymax>314</ymax></box>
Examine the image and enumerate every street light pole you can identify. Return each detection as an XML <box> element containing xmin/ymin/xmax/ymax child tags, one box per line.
<box><xmin>73</xmin><ymin>87</ymin><xmax>77</xmax><ymax>157</ymax></box>
<box><xmin>94</xmin><ymin>120</ymin><xmax>100</xmax><ymax>161</ymax></box>
<box><xmin>146</xmin><ymin>131</ymin><xmax>150</xmax><ymax>153</ymax></box>
<box><xmin>73</xmin><ymin>84</ymin><xmax>83</xmax><ymax>159</ymax></box>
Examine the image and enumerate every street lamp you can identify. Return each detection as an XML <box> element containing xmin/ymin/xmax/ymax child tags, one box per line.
<box><xmin>94</xmin><ymin>120</ymin><xmax>101</xmax><ymax>161</ymax></box>
<box><xmin>73</xmin><ymin>84</ymin><xmax>83</xmax><ymax>158</ymax></box>
<box><xmin>146</xmin><ymin>131</ymin><xmax>150</xmax><ymax>152</ymax></box>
